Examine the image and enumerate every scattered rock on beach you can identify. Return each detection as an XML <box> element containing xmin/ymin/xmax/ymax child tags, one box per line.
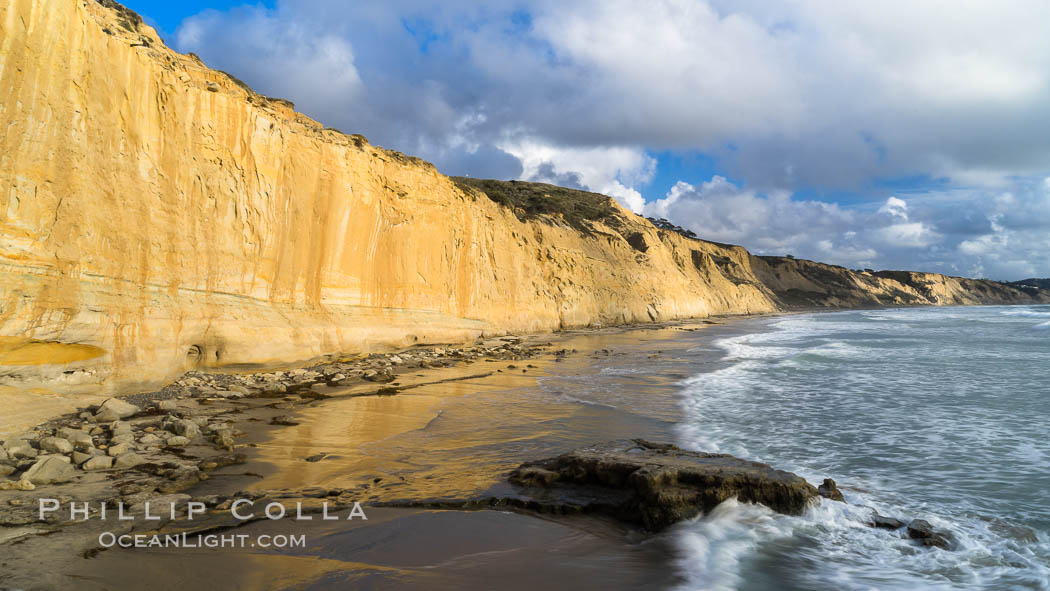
<box><xmin>113</xmin><ymin>453</ymin><xmax>145</xmax><ymax>469</ymax></box>
<box><xmin>156</xmin><ymin>399</ymin><xmax>178</xmax><ymax>411</ymax></box>
<box><xmin>57</xmin><ymin>428</ymin><xmax>93</xmax><ymax>450</ymax></box>
<box><xmin>5</xmin><ymin>442</ymin><xmax>37</xmax><ymax>460</ymax></box>
<box><xmin>22</xmin><ymin>456</ymin><xmax>77</xmax><ymax>485</ymax></box>
<box><xmin>362</xmin><ymin>370</ymin><xmax>395</xmax><ymax>383</ymax></box>
<box><xmin>93</xmin><ymin>398</ymin><xmax>141</xmax><ymax>421</ymax></box>
<box><xmin>83</xmin><ymin>456</ymin><xmax>114</xmax><ymax>471</ymax></box>
<box><xmin>168</xmin><ymin>418</ymin><xmax>200</xmax><ymax>438</ymax></box>
<box><xmin>38</xmin><ymin>437</ymin><xmax>74</xmax><ymax>454</ymax></box>
<box><xmin>0</xmin><ymin>479</ymin><xmax>35</xmax><ymax>491</ymax></box>
<box><xmin>211</xmin><ymin>429</ymin><xmax>235</xmax><ymax>449</ymax></box>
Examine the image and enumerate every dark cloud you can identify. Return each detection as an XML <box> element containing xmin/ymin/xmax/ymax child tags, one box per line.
<box><xmin>531</xmin><ymin>162</ymin><xmax>585</xmax><ymax>190</ymax></box>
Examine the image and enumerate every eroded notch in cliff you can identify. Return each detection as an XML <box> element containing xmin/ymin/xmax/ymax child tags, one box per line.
<box><xmin>186</xmin><ymin>345</ymin><xmax>203</xmax><ymax>367</ymax></box>
<box><xmin>626</xmin><ymin>233</ymin><xmax>649</xmax><ymax>253</ymax></box>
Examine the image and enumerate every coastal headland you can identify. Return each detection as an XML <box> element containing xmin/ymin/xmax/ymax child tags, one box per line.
<box><xmin>0</xmin><ymin>2</ymin><xmax>1047</xmax><ymax>588</ymax></box>
<box><xmin>1</xmin><ymin>0</ymin><xmax>1046</xmax><ymax>407</ymax></box>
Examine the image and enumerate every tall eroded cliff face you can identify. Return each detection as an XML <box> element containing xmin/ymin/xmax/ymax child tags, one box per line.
<box><xmin>1</xmin><ymin>1</ymin><xmax>1046</xmax><ymax>399</ymax></box>
<box><xmin>0</xmin><ymin>0</ymin><xmax>779</xmax><ymax>394</ymax></box>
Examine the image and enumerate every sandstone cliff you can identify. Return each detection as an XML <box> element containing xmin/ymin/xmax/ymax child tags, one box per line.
<box><xmin>0</xmin><ymin>0</ymin><xmax>1045</xmax><ymax>401</ymax></box>
<box><xmin>0</xmin><ymin>0</ymin><xmax>779</xmax><ymax>396</ymax></box>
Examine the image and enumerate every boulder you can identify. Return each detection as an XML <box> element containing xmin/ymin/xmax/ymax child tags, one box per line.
<box><xmin>113</xmin><ymin>453</ymin><xmax>145</xmax><ymax>469</ymax></box>
<box><xmin>109</xmin><ymin>421</ymin><xmax>132</xmax><ymax>435</ymax></box>
<box><xmin>83</xmin><ymin>456</ymin><xmax>114</xmax><ymax>471</ymax></box>
<box><xmin>260</xmin><ymin>383</ymin><xmax>287</xmax><ymax>397</ymax></box>
<box><xmin>0</xmin><ymin>465</ymin><xmax>14</xmax><ymax>477</ymax></box>
<box><xmin>212</xmin><ymin>430</ymin><xmax>235</xmax><ymax>448</ymax></box>
<box><xmin>38</xmin><ymin>437</ymin><xmax>73</xmax><ymax>454</ymax></box>
<box><xmin>907</xmin><ymin>519</ymin><xmax>953</xmax><ymax>549</ymax></box>
<box><xmin>166</xmin><ymin>436</ymin><xmax>190</xmax><ymax>447</ymax></box>
<box><xmin>156</xmin><ymin>399</ymin><xmax>177</xmax><ymax>411</ymax></box>
<box><xmin>2</xmin><ymin>433</ymin><xmax>33</xmax><ymax>451</ymax></box>
<box><xmin>57</xmin><ymin>428</ymin><xmax>94</xmax><ymax>450</ymax></box>
<box><xmin>111</xmin><ymin>433</ymin><xmax>136</xmax><ymax>446</ymax></box>
<box><xmin>22</xmin><ymin>456</ymin><xmax>76</xmax><ymax>485</ymax></box>
<box><xmin>7</xmin><ymin>444</ymin><xmax>37</xmax><ymax>460</ymax></box>
<box><xmin>227</xmin><ymin>384</ymin><xmax>253</xmax><ymax>396</ymax></box>
<box><xmin>169</xmin><ymin>419</ymin><xmax>200</xmax><ymax>438</ymax></box>
<box><xmin>94</xmin><ymin>398</ymin><xmax>141</xmax><ymax>421</ymax></box>
<box><xmin>72</xmin><ymin>451</ymin><xmax>94</xmax><ymax>465</ymax></box>
<box><xmin>139</xmin><ymin>433</ymin><xmax>163</xmax><ymax>446</ymax></box>
<box><xmin>505</xmin><ymin>439</ymin><xmax>818</xmax><ymax>531</ymax></box>
<box><xmin>869</xmin><ymin>512</ymin><xmax>905</xmax><ymax>530</ymax></box>
<box><xmin>817</xmin><ymin>478</ymin><xmax>844</xmax><ymax>502</ymax></box>
<box><xmin>363</xmin><ymin>371</ymin><xmax>395</xmax><ymax>384</ymax></box>
<box><xmin>107</xmin><ymin>443</ymin><xmax>131</xmax><ymax>457</ymax></box>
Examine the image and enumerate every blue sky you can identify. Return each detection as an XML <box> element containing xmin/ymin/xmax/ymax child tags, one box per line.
<box><xmin>121</xmin><ymin>0</ymin><xmax>1050</xmax><ymax>279</ymax></box>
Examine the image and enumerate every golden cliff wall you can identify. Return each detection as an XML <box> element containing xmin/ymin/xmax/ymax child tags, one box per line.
<box><xmin>1</xmin><ymin>0</ymin><xmax>1045</xmax><ymax>402</ymax></box>
<box><xmin>0</xmin><ymin>0</ymin><xmax>778</xmax><ymax>395</ymax></box>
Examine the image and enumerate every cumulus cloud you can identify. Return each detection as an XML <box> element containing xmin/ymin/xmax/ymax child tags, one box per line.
<box><xmin>170</xmin><ymin>0</ymin><xmax>1050</xmax><ymax>278</ymax></box>
<box><xmin>645</xmin><ymin>176</ymin><xmax>1050</xmax><ymax>278</ymax></box>
<box><xmin>645</xmin><ymin>177</ymin><xmax>864</xmax><ymax>263</ymax></box>
<box><xmin>175</xmin><ymin>1</ymin><xmax>1050</xmax><ymax>188</ymax></box>
<box><xmin>177</xmin><ymin>7</ymin><xmax>364</xmax><ymax>118</ymax></box>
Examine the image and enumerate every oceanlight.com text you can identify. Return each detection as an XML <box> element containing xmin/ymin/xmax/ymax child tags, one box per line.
<box><xmin>97</xmin><ymin>532</ymin><xmax>307</xmax><ymax>549</ymax></box>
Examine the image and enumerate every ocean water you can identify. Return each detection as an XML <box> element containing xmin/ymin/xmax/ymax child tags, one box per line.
<box><xmin>674</xmin><ymin>306</ymin><xmax>1050</xmax><ymax>590</ymax></box>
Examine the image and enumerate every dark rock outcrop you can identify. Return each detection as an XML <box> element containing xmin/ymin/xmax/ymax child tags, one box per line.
<box><xmin>817</xmin><ymin>478</ymin><xmax>844</xmax><ymax>502</ymax></box>
<box><xmin>906</xmin><ymin>519</ymin><xmax>954</xmax><ymax>549</ymax></box>
<box><xmin>506</xmin><ymin>439</ymin><xmax>818</xmax><ymax>531</ymax></box>
<box><xmin>868</xmin><ymin>512</ymin><xmax>905</xmax><ymax>530</ymax></box>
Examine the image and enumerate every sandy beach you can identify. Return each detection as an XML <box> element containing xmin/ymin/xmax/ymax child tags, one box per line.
<box><xmin>0</xmin><ymin>317</ymin><xmax>763</xmax><ymax>590</ymax></box>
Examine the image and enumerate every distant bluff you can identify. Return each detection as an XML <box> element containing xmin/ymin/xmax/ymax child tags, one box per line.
<box><xmin>0</xmin><ymin>0</ymin><xmax>1045</xmax><ymax>395</ymax></box>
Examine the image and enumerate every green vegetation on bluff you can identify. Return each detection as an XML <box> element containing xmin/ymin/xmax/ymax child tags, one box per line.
<box><xmin>451</xmin><ymin>177</ymin><xmax>619</xmax><ymax>232</ymax></box>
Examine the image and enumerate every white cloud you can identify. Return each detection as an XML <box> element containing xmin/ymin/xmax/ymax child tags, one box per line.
<box><xmin>875</xmin><ymin>222</ymin><xmax>941</xmax><ymax>248</ymax></box>
<box><xmin>177</xmin><ymin>7</ymin><xmax>364</xmax><ymax>118</ymax></box>
<box><xmin>644</xmin><ymin>176</ymin><xmax>857</xmax><ymax>256</ymax></box>
<box><xmin>878</xmin><ymin>197</ymin><xmax>909</xmax><ymax>220</ymax></box>
<box><xmin>498</xmin><ymin>138</ymin><xmax>655</xmax><ymax>212</ymax></box>
<box><xmin>644</xmin><ymin>176</ymin><xmax>1050</xmax><ymax>277</ymax></box>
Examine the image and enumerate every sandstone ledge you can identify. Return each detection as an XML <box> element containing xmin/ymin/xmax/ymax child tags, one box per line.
<box><xmin>382</xmin><ymin>439</ymin><xmax>819</xmax><ymax>532</ymax></box>
<box><xmin>507</xmin><ymin>439</ymin><xmax>818</xmax><ymax>530</ymax></box>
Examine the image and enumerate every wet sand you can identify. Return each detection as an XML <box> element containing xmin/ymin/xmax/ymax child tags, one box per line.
<box><xmin>3</xmin><ymin>318</ymin><xmax>768</xmax><ymax>590</ymax></box>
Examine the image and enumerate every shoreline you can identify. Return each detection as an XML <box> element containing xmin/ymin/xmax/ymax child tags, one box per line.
<box><xmin>0</xmin><ymin>301</ymin><xmax>1020</xmax><ymax>441</ymax></box>
<box><xmin>0</xmin><ymin>315</ymin><xmax>768</xmax><ymax>589</ymax></box>
<box><xmin>0</xmin><ymin>313</ymin><xmax>761</xmax><ymax>440</ymax></box>
<box><xmin>4</xmin><ymin>304</ymin><xmax>1040</xmax><ymax>588</ymax></box>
